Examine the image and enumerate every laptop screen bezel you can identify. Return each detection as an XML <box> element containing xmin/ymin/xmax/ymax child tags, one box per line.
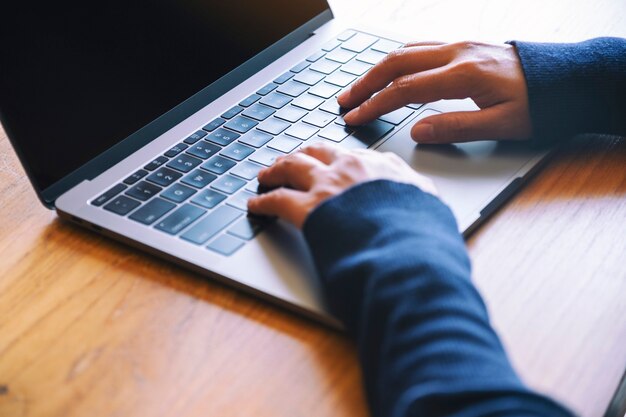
<box><xmin>1</xmin><ymin>8</ymin><xmax>333</xmax><ymax>208</ymax></box>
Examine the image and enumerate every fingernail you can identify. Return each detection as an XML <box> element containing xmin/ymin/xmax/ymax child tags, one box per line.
<box><xmin>344</xmin><ymin>109</ymin><xmax>358</xmax><ymax>124</ymax></box>
<box><xmin>247</xmin><ymin>196</ymin><xmax>258</xmax><ymax>209</ymax></box>
<box><xmin>412</xmin><ymin>123</ymin><xmax>434</xmax><ymax>142</ymax></box>
<box><xmin>337</xmin><ymin>90</ymin><xmax>349</xmax><ymax>102</ymax></box>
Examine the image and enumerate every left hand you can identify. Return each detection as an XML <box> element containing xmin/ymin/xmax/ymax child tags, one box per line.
<box><xmin>247</xmin><ymin>142</ymin><xmax>438</xmax><ymax>228</ymax></box>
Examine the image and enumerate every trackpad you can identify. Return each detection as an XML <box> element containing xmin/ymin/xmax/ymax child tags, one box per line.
<box><xmin>376</xmin><ymin>108</ymin><xmax>544</xmax><ymax>228</ymax></box>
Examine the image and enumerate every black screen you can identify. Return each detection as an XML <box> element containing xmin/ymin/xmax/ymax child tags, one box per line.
<box><xmin>0</xmin><ymin>1</ymin><xmax>329</xmax><ymax>191</ymax></box>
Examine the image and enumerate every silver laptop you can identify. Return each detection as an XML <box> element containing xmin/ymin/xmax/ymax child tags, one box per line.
<box><xmin>0</xmin><ymin>1</ymin><xmax>549</xmax><ymax>327</ymax></box>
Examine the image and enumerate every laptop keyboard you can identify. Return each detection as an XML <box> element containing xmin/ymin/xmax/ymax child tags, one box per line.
<box><xmin>90</xmin><ymin>30</ymin><xmax>424</xmax><ymax>257</ymax></box>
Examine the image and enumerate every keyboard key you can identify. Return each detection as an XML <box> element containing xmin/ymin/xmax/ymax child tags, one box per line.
<box><xmin>290</xmin><ymin>61</ymin><xmax>310</xmax><ymax>73</ymax></box>
<box><xmin>276</xmin><ymin>80</ymin><xmax>309</xmax><ymax>97</ymax></box>
<box><xmin>207</xmin><ymin>234</ymin><xmax>245</xmax><ymax>256</ymax></box>
<box><xmin>325</xmin><ymin>71</ymin><xmax>357</xmax><ymax>87</ymax></box>
<box><xmin>341</xmin><ymin>60</ymin><xmax>372</xmax><ymax>76</ymax></box>
<box><xmin>308</xmin><ymin>82</ymin><xmax>341</xmax><ymax>99</ymax></box>
<box><xmin>201</xmin><ymin>155</ymin><xmax>236</xmax><ymax>174</ymax></box>
<box><xmin>256</xmin><ymin>83</ymin><xmax>278</xmax><ymax>96</ymax></box>
<box><xmin>220</xmin><ymin>142</ymin><xmax>255</xmax><ymax>161</ymax></box>
<box><xmin>191</xmin><ymin>189</ymin><xmax>227</xmax><ymax>209</ymax></box>
<box><xmin>182</xmin><ymin>169</ymin><xmax>217</xmax><ymax>188</ymax></box>
<box><xmin>227</xmin><ymin>190</ymin><xmax>256</xmax><ymax>211</ymax></box>
<box><xmin>259</xmin><ymin>92</ymin><xmax>292</xmax><ymax>109</ymax></box>
<box><xmin>337</xmin><ymin>30</ymin><xmax>357</xmax><ymax>42</ymax></box>
<box><xmin>125</xmin><ymin>181</ymin><xmax>162</xmax><ymax>201</ymax></box>
<box><xmin>146</xmin><ymin>167</ymin><xmax>182</xmax><ymax>187</ymax></box>
<box><xmin>224</xmin><ymin>116</ymin><xmax>258</xmax><ymax>134</ymax></box>
<box><xmin>92</xmin><ymin>183</ymin><xmax>127</xmax><ymax>206</ymax></box>
<box><xmin>103</xmin><ymin>195</ymin><xmax>141</xmax><ymax>215</ymax></box>
<box><xmin>309</xmin><ymin>59</ymin><xmax>342</xmax><ymax>75</ymax></box>
<box><xmin>257</xmin><ymin>117</ymin><xmax>291</xmax><ymax>135</ymax></box>
<box><xmin>186</xmin><ymin>141</ymin><xmax>221</xmax><ymax>159</ymax></box>
<box><xmin>273</xmin><ymin>72</ymin><xmax>294</xmax><ymax>84</ymax></box>
<box><xmin>239</xmin><ymin>130</ymin><xmax>273</xmax><ymax>148</ymax></box>
<box><xmin>379</xmin><ymin>107</ymin><xmax>414</xmax><ymax>125</ymax></box>
<box><xmin>306</xmin><ymin>50</ymin><xmax>326</xmax><ymax>62</ymax></box>
<box><xmin>181</xmin><ymin>206</ymin><xmax>242</xmax><ymax>245</ymax></box>
<box><xmin>184</xmin><ymin>130</ymin><xmax>208</xmax><ymax>144</ymax></box>
<box><xmin>123</xmin><ymin>170</ymin><xmax>148</xmax><ymax>186</ymax></box>
<box><xmin>239</xmin><ymin>94</ymin><xmax>261</xmax><ymax>107</ymax></box>
<box><xmin>268</xmin><ymin>135</ymin><xmax>301</xmax><ymax>153</ymax></box>
<box><xmin>326</xmin><ymin>48</ymin><xmax>357</xmax><ymax>64</ymax></box>
<box><xmin>303</xmin><ymin>110</ymin><xmax>336</xmax><ymax>128</ymax></box>
<box><xmin>357</xmin><ymin>49</ymin><xmax>387</xmax><ymax>65</ymax></box>
<box><xmin>161</xmin><ymin>183</ymin><xmax>197</xmax><ymax>203</ymax></box>
<box><xmin>164</xmin><ymin>143</ymin><xmax>189</xmax><ymax>158</ymax></box>
<box><xmin>221</xmin><ymin>106</ymin><xmax>244</xmax><ymax>119</ymax></box>
<box><xmin>293</xmin><ymin>70</ymin><xmax>326</xmax><ymax>86</ymax></box>
<box><xmin>242</xmin><ymin>103</ymin><xmax>276</xmax><ymax>121</ymax></box>
<box><xmin>144</xmin><ymin>156</ymin><xmax>168</xmax><ymax>171</ymax></box>
<box><xmin>341</xmin><ymin>33</ymin><xmax>379</xmax><ymax>53</ymax></box>
<box><xmin>406</xmin><ymin>103</ymin><xmax>424</xmax><ymax>110</ymax></box>
<box><xmin>155</xmin><ymin>204</ymin><xmax>205</xmax><ymax>235</ymax></box>
<box><xmin>372</xmin><ymin>39</ymin><xmax>403</xmax><ymax>54</ymax></box>
<box><xmin>275</xmin><ymin>105</ymin><xmax>308</xmax><ymax>123</ymax></box>
<box><xmin>202</xmin><ymin>118</ymin><xmax>226</xmax><ymax>132</ymax></box>
<box><xmin>245</xmin><ymin>178</ymin><xmax>260</xmax><ymax>194</ymax></box>
<box><xmin>249</xmin><ymin>147</ymin><xmax>282</xmax><ymax>166</ymax></box>
<box><xmin>352</xmin><ymin>119</ymin><xmax>395</xmax><ymax>146</ymax></box>
<box><xmin>318</xmin><ymin>124</ymin><xmax>353</xmax><ymax>142</ymax></box>
<box><xmin>228</xmin><ymin>217</ymin><xmax>266</xmax><ymax>240</ymax></box>
<box><xmin>167</xmin><ymin>154</ymin><xmax>202</xmax><ymax>173</ymax></box>
<box><xmin>229</xmin><ymin>161</ymin><xmax>264</xmax><ymax>180</ymax></box>
<box><xmin>321</xmin><ymin>39</ymin><xmax>341</xmax><ymax>52</ymax></box>
<box><xmin>285</xmin><ymin>123</ymin><xmax>319</xmax><ymax>141</ymax></box>
<box><xmin>206</xmin><ymin>127</ymin><xmax>241</xmax><ymax>146</ymax></box>
<box><xmin>291</xmin><ymin>93</ymin><xmax>324</xmax><ymax>111</ymax></box>
<box><xmin>129</xmin><ymin>198</ymin><xmax>176</xmax><ymax>225</ymax></box>
<box><xmin>319</xmin><ymin>99</ymin><xmax>347</xmax><ymax>115</ymax></box>
<box><xmin>212</xmin><ymin>174</ymin><xmax>246</xmax><ymax>194</ymax></box>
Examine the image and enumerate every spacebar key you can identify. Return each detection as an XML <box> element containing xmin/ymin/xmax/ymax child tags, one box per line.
<box><xmin>181</xmin><ymin>205</ymin><xmax>243</xmax><ymax>245</ymax></box>
<box><xmin>350</xmin><ymin>119</ymin><xmax>395</xmax><ymax>147</ymax></box>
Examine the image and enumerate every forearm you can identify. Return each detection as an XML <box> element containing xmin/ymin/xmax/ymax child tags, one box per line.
<box><xmin>304</xmin><ymin>180</ymin><xmax>573</xmax><ymax>417</ymax></box>
<box><xmin>509</xmin><ymin>37</ymin><xmax>626</xmax><ymax>144</ymax></box>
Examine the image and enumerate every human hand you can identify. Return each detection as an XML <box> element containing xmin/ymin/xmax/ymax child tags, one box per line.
<box><xmin>247</xmin><ymin>143</ymin><xmax>437</xmax><ymax>228</ymax></box>
<box><xmin>337</xmin><ymin>41</ymin><xmax>532</xmax><ymax>144</ymax></box>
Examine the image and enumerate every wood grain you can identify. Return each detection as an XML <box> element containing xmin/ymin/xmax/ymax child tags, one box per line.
<box><xmin>1</xmin><ymin>1</ymin><xmax>625</xmax><ymax>416</ymax></box>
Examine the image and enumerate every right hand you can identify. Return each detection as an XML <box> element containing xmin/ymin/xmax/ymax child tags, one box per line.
<box><xmin>337</xmin><ymin>41</ymin><xmax>533</xmax><ymax>144</ymax></box>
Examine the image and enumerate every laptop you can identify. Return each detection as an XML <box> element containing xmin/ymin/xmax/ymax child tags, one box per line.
<box><xmin>0</xmin><ymin>1</ymin><xmax>549</xmax><ymax>327</ymax></box>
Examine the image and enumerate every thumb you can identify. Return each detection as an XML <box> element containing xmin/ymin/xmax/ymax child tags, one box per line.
<box><xmin>411</xmin><ymin>106</ymin><xmax>513</xmax><ymax>144</ymax></box>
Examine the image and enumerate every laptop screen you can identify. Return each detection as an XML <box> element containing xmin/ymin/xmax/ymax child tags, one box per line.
<box><xmin>0</xmin><ymin>0</ymin><xmax>330</xmax><ymax>193</ymax></box>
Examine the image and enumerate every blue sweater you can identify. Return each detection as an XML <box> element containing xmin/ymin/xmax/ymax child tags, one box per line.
<box><xmin>302</xmin><ymin>37</ymin><xmax>626</xmax><ymax>417</ymax></box>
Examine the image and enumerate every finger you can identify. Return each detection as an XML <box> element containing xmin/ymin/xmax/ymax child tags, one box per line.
<box><xmin>402</xmin><ymin>40</ymin><xmax>447</xmax><ymax>48</ymax></box>
<box><xmin>344</xmin><ymin>68</ymin><xmax>465</xmax><ymax>125</ymax></box>
<box><xmin>410</xmin><ymin>105</ymin><xmax>525</xmax><ymax>143</ymax></box>
<box><xmin>247</xmin><ymin>188</ymin><xmax>307</xmax><ymax>227</ymax></box>
<box><xmin>257</xmin><ymin>152</ymin><xmax>324</xmax><ymax>191</ymax></box>
<box><xmin>337</xmin><ymin>45</ymin><xmax>452</xmax><ymax>109</ymax></box>
<box><xmin>300</xmin><ymin>142</ymin><xmax>346</xmax><ymax>165</ymax></box>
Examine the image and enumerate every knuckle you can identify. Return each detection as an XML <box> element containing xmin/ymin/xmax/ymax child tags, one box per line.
<box><xmin>455</xmin><ymin>40</ymin><xmax>481</xmax><ymax>51</ymax></box>
<box><xmin>271</xmin><ymin>188</ymin><xmax>290</xmax><ymax>202</ymax></box>
<box><xmin>391</xmin><ymin>75</ymin><xmax>415</xmax><ymax>100</ymax></box>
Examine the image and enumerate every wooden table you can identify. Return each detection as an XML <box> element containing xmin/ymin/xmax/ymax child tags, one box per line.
<box><xmin>1</xmin><ymin>1</ymin><xmax>625</xmax><ymax>416</ymax></box>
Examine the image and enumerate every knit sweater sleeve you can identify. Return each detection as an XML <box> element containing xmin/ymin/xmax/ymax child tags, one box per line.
<box><xmin>508</xmin><ymin>37</ymin><xmax>626</xmax><ymax>145</ymax></box>
<box><xmin>303</xmin><ymin>180</ymin><xmax>574</xmax><ymax>417</ymax></box>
